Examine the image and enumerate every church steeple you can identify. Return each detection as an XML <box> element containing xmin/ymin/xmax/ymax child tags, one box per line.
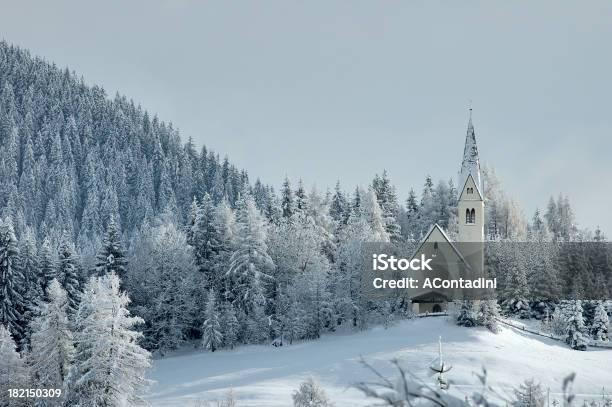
<box><xmin>458</xmin><ymin>110</ymin><xmax>482</xmax><ymax>195</ymax></box>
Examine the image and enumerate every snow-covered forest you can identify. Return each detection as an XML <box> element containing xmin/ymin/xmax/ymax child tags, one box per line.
<box><xmin>0</xmin><ymin>40</ymin><xmax>611</xmax><ymax>405</ymax></box>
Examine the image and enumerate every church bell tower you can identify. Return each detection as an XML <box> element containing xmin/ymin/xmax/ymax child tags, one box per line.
<box><xmin>457</xmin><ymin>110</ymin><xmax>485</xmax><ymax>272</ymax></box>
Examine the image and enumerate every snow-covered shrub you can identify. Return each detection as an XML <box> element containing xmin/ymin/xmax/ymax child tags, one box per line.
<box><xmin>513</xmin><ymin>379</ymin><xmax>545</xmax><ymax>407</ymax></box>
<box><xmin>292</xmin><ymin>377</ymin><xmax>334</xmax><ymax>407</ymax></box>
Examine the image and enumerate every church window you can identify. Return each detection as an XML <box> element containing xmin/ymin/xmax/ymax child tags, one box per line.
<box><xmin>466</xmin><ymin>208</ymin><xmax>476</xmax><ymax>224</ymax></box>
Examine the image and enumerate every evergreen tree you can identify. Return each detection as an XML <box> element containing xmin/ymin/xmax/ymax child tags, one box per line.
<box><xmin>0</xmin><ymin>217</ymin><xmax>24</xmax><ymax>340</ymax></box>
<box><xmin>221</xmin><ymin>302</ymin><xmax>239</xmax><ymax>349</ymax></box>
<box><xmin>56</xmin><ymin>236</ymin><xmax>81</xmax><ymax>314</ymax></box>
<box><xmin>39</xmin><ymin>238</ymin><xmax>56</xmax><ymax>296</ymax></box>
<box><xmin>94</xmin><ymin>217</ymin><xmax>127</xmax><ymax>279</ymax></box>
<box><xmin>202</xmin><ymin>290</ymin><xmax>223</xmax><ymax>352</ymax></box>
<box><xmin>281</xmin><ymin>177</ymin><xmax>295</xmax><ymax>219</ymax></box>
<box><xmin>476</xmin><ymin>300</ymin><xmax>500</xmax><ymax>333</ymax></box>
<box><xmin>564</xmin><ymin>300</ymin><xmax>588</xmax><ymax>351</ymax></box>
<box><xmin>513</xmin><ymin>379</ymin><xmax>546</xmax><ymax>407</ymax></box>
<box><xmin>591</xmin><ymin>301</ymin><xmax>609</xmax><ymax>342</ymax></box>
<box><xmin>67</xmin><ymin>273</ymin><xmax>151</xmax><ymax>406</ymax></box>
<box><xmin>29</xmin><ymin>280</ymin><xmax>73</xmax><ymax>394</ymax></box>
<box><xmin>329</xmin><ymin>181</ymin><xmax>348</xmax><ymax>224</ymax></box>
<box><xmin>227</xmin><ymin>194</ymin><xmax>274</xmax><ymax>316</ymax></box>
<box><xmin>0</xmin><ymin>325</ymin><xmax>29</xmax><ymax>406</ymax></box>
<box><xmin>456</xmin><ymin>300</ymin><xmax>477</xmax><ymax>327</ymax></box>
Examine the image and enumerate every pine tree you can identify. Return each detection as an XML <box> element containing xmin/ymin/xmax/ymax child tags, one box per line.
<box><xmin>221</xmin><ymin>302</ymin><xmax>239</xmax><ymax>349</ymax></box>
<box><xmin>227</xmin><ymin>194</ymin><xmax>274</xmax><ymax>316</ymax></box>
<box><xmin>476</xmin><ymin>300</ymin><xmax>500</xmax><ymax>333</ymax></box>
<box><xmin>456</xmin><ymin>300</ymin><xmax>477</xmax><ymax>327</ymax></box>
<box><xmin>56</xmin><ymin>236</ymin><xmax>80</xmax><ymax>314</ymax></box>
<box><xmin>564</xmin><ymin>300</ymin><xmax>588</xmax><ymax>351</ymax></box>
<box><xmin>513</xmin><ymin>379</ymin><xmax>546</xmax><ymax>407</ymax></box>
<box><xmin>281</xmin><ymin>177</ymin><xmax>295</xmax><ymax>219</ymax></box>
<box><xmin>202</xmin><ymin>290</ymin><xmax>223</xmax><ymax>352</ymax></box>
<box><xmin>0</xmin><ymin>217</ymin><xmax>24</xmax><ymax>340</ymax></box>
<box><xmin>295</xmin><ymin>179</ymin><xmax>309</xmax><ymax>215</ymax></box>
<box><xmin>292</xmin><ymin>378</ymin><xmax>334</xmax><ymax>407</ymax></box>
<box><xmin>329</xmin><ymin>181</ymin><xmax>348</xmax><ymax>224</ymax></box>
<box><xmin>94</xmin><ymin>217</ymin><xmax>127</xmax><ymax>279</ymax></box>
<box><xmin>39</xmin><ymin>238</ymin><xmax>56</xmax><ymax>296</ymax></box>
<box><xmin>591</xmin><ymin>301</ymin><xmax>609</xmax><ymax>342</ymax></box>
<box><xmin>17</xmin><ymin>227</ymin><xmax>41</xmax><ymax>345</ymax></box>
<box><xmin>0</xmin><ymin>325</ymin><xmax>29</xmax><ymax>406</ymax></box>
<box><xmin>29</xmin><ymin>279</ymin><xmax>73</xmax><ymax>393</ymax></box>
<box><xmin>67</xmin><ymin>273</ymin><xmax>151</xmax><ymax>406</ymax></box>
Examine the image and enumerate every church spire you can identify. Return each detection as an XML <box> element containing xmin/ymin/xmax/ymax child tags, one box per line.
<box><xmin>458</xmin><ymin>109</ymin><xmax>482</xmax><ymax>195</ymax></box>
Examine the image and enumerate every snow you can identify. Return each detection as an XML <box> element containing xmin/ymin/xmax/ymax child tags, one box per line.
<box><xmin>148</xmin><ymin>317</ymin><xmax>612</xmax><ymax>406</ymax></box>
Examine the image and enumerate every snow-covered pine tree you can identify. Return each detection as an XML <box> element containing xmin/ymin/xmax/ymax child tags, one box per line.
<box><xmin>295</xmin><ymin>179</ymin><xmax>309</xmax><ymax>215</ymax></box>
<box><xmin>94</xmin><ymin>217</ymin><xmax>127</xmax><ymax>279</ymax></box>
<box><xmin>292</xmin><ymin>377</ymin><xmax>334</xmax><ymax>407</ymax></box>
<box><xmin>361</xmin><ymin>188</ymin><xmax>390</xmax><ymax>242</ymax></box>
<box><xmin>281</xmin><ymin>177</ymin><xmax>295</xmax><ymax>219</ymax></box>
<box><xmin>476</xmin><ymin>299</ymin><xmax>501</xmax><ymax>333</ymax></box>
<box><xmin>67</xmin><ymin>273</ymin><xmax>151</xmax><ymax>406</ymax></box>
<box><xmin>0</xmin><ymin>217</ymin><xmax>24</xmax><ymax>341</ymax></box>
<box><xmin>17</xmin><ymin>227</ymin><xmax>41</xmax><ymax>346</ymax></box>
<box><xmin>513</xmin><ymin>379</ymin><xmax>546</xmax><ymax>407</ymax></box>
<box><xmin>371</xmin><ymin>170</ymin><xmax>402</xmax><ymax>242</ymax></box>
<box><xmin>501</xmin><ymin>246</ymin><xmax>530</xmax><ymax>318</ymax></box>
<box><xmin>0</xmin><ymin>325</ymin><xmax>29</xmax><ymax>406</ymax></box>
<box><xmin>202</xmin><ymin>290</ymin><xmax>223</xmax><ymax>352</ymax></box>
<box><xmin>591</xmin><ymin>300</ymin><xmax>609</xmax><ymax>342</ymax></box>
<box><xmin>564</xmin><ymin>300</ymin><xmax>588</xmax><ymax>351</ymax></box>
<box><xmin>39</xmin><ymin>237</ymin><xmax>56</xmax><ymax>296</ymax></box>
<box><xmin>329</xmin><ymin>181</ymin><xmax>349</xmax><ymax>225</ymax></box>
<box><xmin>227</xmin><ymin>194</ymin><xmax>274</xmax><ymax>316</ymax></box>
<box><xmin>456</xmin><ymin>300</ymin><xmax>477</xmax><ymax>327</ymax></box>
<box><xmin>221</xmin><ymin>301</ymin><xmax>239</xmax><ymax>349</ymax></box>
<box><xmin>191</xmin><ymin>193</ymin><xmax>217</xmax><ymax>286</ymax></box>
<box><xmin>56</xmin><ymin>235</ymin><xmax>80</xmax><ymax>314</ymax></box>
<box><xmin>29</xmin><ymin>279</ymin><xmax>73</xmax><ymax>395</ymax></box>
<box><xmin>128</xmin><ymin>219</ymin><xmax>196</xmax><ymax>353</ymax></box>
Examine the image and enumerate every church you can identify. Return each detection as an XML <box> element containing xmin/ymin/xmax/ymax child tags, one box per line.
<box><xmin>408</xmin><ymin>112</ymin><xmax>486</xmax><ymax>314</ymax></box>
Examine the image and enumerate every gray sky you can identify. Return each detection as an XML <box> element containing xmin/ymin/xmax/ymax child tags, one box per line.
<box><xmin>2</xmin><ymin>0</ymin><xmax>611</xmax><ymax>233</ymax></box>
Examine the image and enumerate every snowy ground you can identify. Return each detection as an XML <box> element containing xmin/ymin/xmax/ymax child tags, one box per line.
<box><xmin>147</xmin><ymin>317</ymin><xmax>612</xmax><ymax>406</ymax></box>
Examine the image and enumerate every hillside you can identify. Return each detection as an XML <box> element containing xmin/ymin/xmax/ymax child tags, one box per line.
<box><xmin>0</xmin><ymin>41</ymin><xmax>254</xmax><ymax>252</ymax></box>
<box><xmin>148</xmin><ymin>317</ymin><xmax>612</xmax><ymax>406</ymax></box>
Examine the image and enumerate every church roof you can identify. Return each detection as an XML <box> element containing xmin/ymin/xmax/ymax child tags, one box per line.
<box><xmin>410</xmin><ymin>223</ymin><xmax>472</xmax><ymax>271</ymax></box>
<box><xmin>458</xmin><ymin>114</ymin><xmax>483</xmax><ymax>197</ymax></box>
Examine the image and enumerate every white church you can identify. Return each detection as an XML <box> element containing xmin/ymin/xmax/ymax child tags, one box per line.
<box><xmin>408</xmin><ymin>112</ymin><xmax>486</xmax><ymax>314</ymax></box>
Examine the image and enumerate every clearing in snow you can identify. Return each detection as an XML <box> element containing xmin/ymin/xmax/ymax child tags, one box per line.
<box><xmin>148</xmin><ymin>317</ymin><xmax>612</xmax><ymax>406</ymax></box>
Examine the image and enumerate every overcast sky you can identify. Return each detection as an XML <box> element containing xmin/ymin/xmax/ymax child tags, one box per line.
<box><xmin>1</xmin><ymin>0</ymin><xmax>611</xmax><ymax>233</ymax></box>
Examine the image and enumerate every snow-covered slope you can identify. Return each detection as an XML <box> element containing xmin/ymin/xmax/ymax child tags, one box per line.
<box><xmin>148</xmin><ymin>317</ymin><xmax>612</xmax><ymax>406</ymax></box>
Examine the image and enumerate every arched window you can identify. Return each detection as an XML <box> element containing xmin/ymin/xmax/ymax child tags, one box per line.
<box><xmin>465</xmin><ymin>208</ymin><xmax>471</xmax><ymax>224</ymax></box>
<box><xmin>470</xmin><ymin>208</ymin><xmax>476</xmax><ymax>223</ymax></box>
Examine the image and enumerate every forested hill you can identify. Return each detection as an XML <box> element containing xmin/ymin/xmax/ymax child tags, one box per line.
<box><xmin>0</xmin><ymin>41</ymin><xmax>254</xmax><ymax>253</ymax></box>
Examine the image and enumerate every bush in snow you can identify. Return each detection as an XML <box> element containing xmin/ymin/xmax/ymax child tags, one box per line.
<box><xmin>292</xmin><ymin>377</ymin><xmax>334</xmax><ymax>407</ymax></box>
